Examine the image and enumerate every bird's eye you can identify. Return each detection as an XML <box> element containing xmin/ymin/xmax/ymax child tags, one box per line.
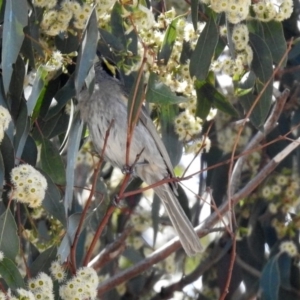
<box><xmin>101</xmin><ymin>58</ymin><xmax>122</xmax><ymax>81</ymax></box>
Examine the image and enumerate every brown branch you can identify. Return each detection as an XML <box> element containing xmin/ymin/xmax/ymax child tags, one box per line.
<box><xmin>96</xmin><ymin>137</ymin><xmax>300</xmax><ymax>296</ymax></box>
<box><xmin>81</xmin><ymin>120</ymin><xmax>114</xmax><ymax>267</ymax></box>
<box><xmin>88</xmin><ymin>227</ymin><xmax>132</xmax><ymax>270</ymax></box>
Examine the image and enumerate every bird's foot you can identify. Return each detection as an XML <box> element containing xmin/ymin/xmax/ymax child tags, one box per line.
<box><xmin>122</xmin><ymin>165</ymin><xmax>133</xmax><ymax>174</ymax></box>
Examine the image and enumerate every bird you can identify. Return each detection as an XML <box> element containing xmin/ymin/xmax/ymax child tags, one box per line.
<box><xmin>77</xmin><ymin>57</ymin><xmax>203</xmax><ymax>256</ymax></box>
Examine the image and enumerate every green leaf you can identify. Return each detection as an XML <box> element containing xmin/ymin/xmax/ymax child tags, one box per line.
<box><xmin>28</xmin><ymin>69</ymin><xmax>49</xmax><ymax>121</ymax></box>
<box><xmin>99</xmin><ymin>28</ymin><xmax>125</xmax><ymax>52</ymax></box>
<box><xmin>2</xmin><ymin>0</ymin><xmax>28</xmax><ymax>94</ymax></box>
<box><xmin>160</xmin><ymin>106</ymin><xmax>183</xmax><ymax>166</ymax></box>
<box><xmin>0</xmin><ymin>209</ymin><xmax>19</xmax><ymax>260</ymax></box>
<box><xmin>189</xmin><ymin>15</ymin><xmax>218</xmax><ymax>80</ymax></box>
<box><xmin>42</xmin><ymin>172</ymin><xmax>66</xmax><ymax>227</ymax></box>
<box><xmin>240</xmin><ymin>33</ymin><xmax>273</xmax><ymax>130</ymax></box>
<box><xmin>278</xmin><ymin>253</ymin><xmax>291</xmax><ymax>289</ymax></box>
<box><xmin>74</xmin><ymin>8</ymin><xmax>98</xmax><ymax>94</ymax></box>
<box><xmin>65</xmin><ymin>114</ymin><xmax>83</xmax><ymax>211</ymax></box>
<box><xmin>45</xmin><ymin>74</ymin><xmax>76</xmax><ymax>121</ymax></box>
<box><xmin>191</xmin><ymin>0</ymin><xmax>199</xmax><ymax>31</ymax></box>
<box><xmin>260</xmin><ymin>255</ymin><xmax>280</xmax><ymax>300</ymax></box>
<box><xmin>29</xmin><ymin>246</ymin><xmax>57</xmax><ymax>277</ymax></box>
<box><xmin>0</xmin><ymin>258</ymin><xmax>25</xmax><ymax>290</ymax></box>
<box><xmin>0</xmin><ymin>133</ymin><xmax>14</xmax><ymax>182</ymax></box>
<box><xmin>111</xmin><ymin>1</ymin><xmax>126</xmax><ymax>47</ymax></box>
<box><xmin>195</xmin><ymin>80</ymin><xmax>238</xmax><ymax>119</ymax></box>
<box><xmin>57</xmin><ymin>213</ymin><xmax>83</xmax><ymax>262</ymax></box>
<box><xmin>158</xmin><ymin>16</ymin><xmax>181</xmax><ymax>64</ymax></box>
<box><xmin>21</xmin><ymin>135</ymin><xmax>37</xmax><ymax>166</ymax></box>
<box><xmin>146</xmin><ymin>72</ymin><xmax>185</xmax><ymax>104</ymax></box>
<box><xmin>40</xmin><ymin>139</ymin><xmax>66</xmax><ymax>185</ymax></box>
<box><xmin>261</xmin><ymin>21</ymin><xmax>287</xmax><ymax>66</ymax></box>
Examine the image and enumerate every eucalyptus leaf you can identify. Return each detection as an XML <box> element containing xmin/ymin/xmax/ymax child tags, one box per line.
<box><xmin>0</xmin><ymin>209</ymin><xmax>19</xmax><ymax>261</ymax></box>
<box><xmin>42</xmin><ymin>171</ymin><xmax>66</xmax><ymax>227</ymax></box>
<box><xmin>261</xmin><ymin>21</ymin><xmax>287</xmax><ymax>66</ymax></box>
<box><xmin>0</xmin><ymin>133</ymin><xmax>14</xmax><ymax>182</ymax></box>
<box><xmin>74</xmin><ymin>8</ymin><xmax>98</xmax><ymax>94</ymax></box>
<box><xmin>260</xmin><ymin>254</ymin><xmax>280</xmax><ymax>300</ymax></box>
<box><xmin>195</xmin><ymin>80</ymin><xmax>238</xmax><ymax>119</ymax></box>
<box><xmin>14</xmin><ymin>100</ymin><xmax>30</xmax><ymax>162</ymax></box>
<box><xmin>240</xmin><ymin>33</ymin><xmax>273</xmax><ymax>130</ymax></box>
<box><xmin>40</xmin><ymin>139</ymin><xmax>66</xmax><ymax>185</ymax></box>
<box><xmin>191</xmin><ymin>0</ymin><xmax>199</xmax><ymax>31</ymax></box>
<box><xmin>111</xmin><ymin>1</ymin><xmax>126</xmax><ymax>47</ymax></box>
<box><xmin>2</xmin><ymin>0</ymin><xmax>28</xmax><ymax>94</ymax></box>
<box><xmin>158</xmin><ymin>16</ymin><xmax>181</xmax><ymax>64</ymax></box>
<box><xmin>65</xmin><ymin>113</ymin><xmax>83</xmax><ymax>211</ymax></box>
<box><xmin>189</xmin><ymin>15</ymin><xmax>218</xmax><ymax>80</ymax></box>
<box><xmin>29</xmin><ymin>246</ymin><xmax>57</xmax><ymax>277</ymax></box>
<box><xmin>0</xmin><ymin>258</ymin><xmax>25</xmax><ymax>290</ymax></box>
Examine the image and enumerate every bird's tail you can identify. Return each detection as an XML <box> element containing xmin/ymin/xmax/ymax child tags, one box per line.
<box><xmin>154</xmin><ymin>184</ymin><xmax>203</xmax><ymax>256</ymax></box>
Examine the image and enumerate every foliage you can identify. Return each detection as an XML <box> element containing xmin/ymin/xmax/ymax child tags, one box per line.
<box><xmin>0</xmin><ymin>0</ymin><xmax>299</xmax><ymax>299</ymax></box>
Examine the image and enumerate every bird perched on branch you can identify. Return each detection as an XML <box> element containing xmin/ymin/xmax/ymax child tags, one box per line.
<box><xmin>78</xmin><ymin>57</ymin><xmax>203</xmax><ymax>256</ymax></box>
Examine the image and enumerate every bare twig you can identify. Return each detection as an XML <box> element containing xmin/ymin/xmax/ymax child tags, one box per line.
<box><xmin>88</xmin><ymin>227</ymin><xmax>132</xmax><ymax>270</ymax></box>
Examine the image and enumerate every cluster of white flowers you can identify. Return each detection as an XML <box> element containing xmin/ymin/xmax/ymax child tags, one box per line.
<box><xmin>279</xmin><ymin>241</ymin><xmax>298</xmax><ymax>257</ymax></box>
<box><xmin>130</xmin><ymin>211</ymin><xmax>152</xmax><ymax>232</ymax></box>
<box><xmin>174</xmin><ymin>110</ymin><xmax>202</xmax><ymax>141</ymax></box>
<box><xmin>10</xmin><ymin>164</ymin><xmax>48</xmax><ymax>208</ymax></box>
<box><xmin>27</xmin><ymin>272</ymin><xmax>54</xmax><ymax>300</ymax></box>
<box><xmin>37</xmin><ymin>0</ymin><xmax>116</xmax><ymax>35</ymax></box>
<box><xmin>210</xmin><ymin>0</ymin><xmax>250</xmax><ymax>24</ymax></box>
<box><xmin>215</xmin><ymin>112</ymin><xmax>253</xmax><ymax>154</ymax></box>
<box><xmin>0</xmin><ymin>106</ymin><xmax>11</xmax><ymax>143</ymax></box>
<box><xmin>253</xmin><ymin>0</ymin><xmax>294</xmax><ymax>22</ymax></box>
<box><xmin>205</xmin><ymin>0</ymin><xmax>293</xmax><ymax>24</ymax></box>
<box><xmin>43</xmin><ymin>50</ymin><xmax>64</xmax><ymax>72</ymax></box>
<box><xmin>211</xmin><ymin>24</ymin><xmax>253</xmax><ymax>77</ymax></box>
<box><xmin>59</xmin><ymin>267</ymin><xmax>99</xmax><ymax>300</ymax></box>
<box><xmin>50</xmin><ymin>260</ymin><xmax>66</xmax><ymax>283</ymax></box>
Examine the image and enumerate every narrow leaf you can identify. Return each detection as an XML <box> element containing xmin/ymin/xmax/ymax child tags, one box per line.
<box><xmin>158</xmin><ymin>16</ymin><xmax>181</xmax><ymax>64</ymax></box>
<box><xmin>0</xmin><ymin>209</ymin><xmax>19</xmax><ymax>260</ymax></box>
<box><xmin>14</xmin><ymin>100</ymin><xmax>30</xmax><ymax>161</ymax></box>
<box><xmin>0</xmin><ymin>258</ymin><xmax>25</xmax><ymax>290</ymax></box>
<box><xmin>2</xmin><ymin>0</ymin><xmax>28</xmax><ymax>94</ymax></box>
<box><xmin>260</xmin><ymin>255</ymin><xmax>280</xmax><ymax>300</ymax></box>
<box><xmin>74</xmin><ymin>9</ymin><xmax>98</xmax><ymax>94</ymax></box>
<box><xmin>42</xmin><ymin>172</ymin><xmax>66</xmax><ymax>227</ymax></box>
<box><xmin>240</xmin><ymin>33</ymin><xmax>273</xmax><ymax>129</ymax></box>
<box><xmin>261</xmin><ymin>21</ymin><xmax>287</xmax><ymax>66</ymax></box>
<box><xmin>65</xmin><ymin>113</ymin><xmax>83</xmax><ymax>211</ymax></box>
<box><xmin>27</xmin><ymin>65</ymin><xmax>48</xmax><ymax>118</ymax></box>
<box><xmin>195</xmin><ymin>80</ymin><xmax>238</xmax><ymax>119</ymax></box>
<box><xmin>189</xmin><ymin>15</ymin><xmax>218</xmax><ymax>80</ymax></box>
<box><xmin>191</xmin><ymin>0</ymin><xmax>199</xmax><ymax>31</ymax></box>
<box><xmin>111</xmin><ymin>1</ymin><xmax>126</xmax><ymax>47</ymax></box>
<box><xmin>29</xmin><ymin>246</ymin><xmax>57</xmax><ymax>277</ymax></box>
<box><xmin>40</xmin><ymin>139</ymin><xmax>66</xmax><ymax>185</ymax></box>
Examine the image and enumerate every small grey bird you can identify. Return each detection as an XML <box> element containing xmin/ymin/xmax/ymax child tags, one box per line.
<box><xmin>78</xmin><ymin>58</ymin><xmax>203</xmax><ymax>256</ymax></box>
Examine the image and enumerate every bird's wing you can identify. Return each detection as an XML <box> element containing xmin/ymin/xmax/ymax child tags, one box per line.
<box><xmin>139</xmin><ymin>106</ymin><xmax>176</xmax><ymax>179</ymax></box>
